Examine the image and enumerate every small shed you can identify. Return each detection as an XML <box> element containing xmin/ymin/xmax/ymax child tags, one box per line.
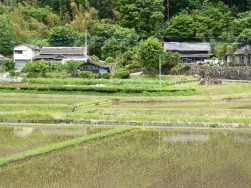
<box><xmin>79</xmin><ymin>60</ymin><xmax>112</xmax><ymax>74</ymax></box>
<box><xmin>231</xmin><ymin>44</ymin><xmax>251</xmax><ymax>66</ymax></box>
<box><xmin>14</xmin><ymin>44</ymin><xmax>41</xmax><ymax>70</ymax></box>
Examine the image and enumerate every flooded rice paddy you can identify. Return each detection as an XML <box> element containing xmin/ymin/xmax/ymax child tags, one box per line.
<box><xmin>0</xmin><ymin>128</ymin><xmax>251</xmax><ymax>188</ymax></box>
<box><xmin>0</xmin><ymin>126</ymin><xmax>108</xmax><ymax>157</ymax></box>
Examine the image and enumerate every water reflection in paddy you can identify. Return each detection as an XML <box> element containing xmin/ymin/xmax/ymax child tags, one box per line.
<box><xmin>0</xmin><ymin>125</ymin><xmax>108</xmax><ymax>157</ymax></box>
<box><xmin>0</xmin><ymin>129</ymin><xmax>251</xmax><ymax>188</ymax></box>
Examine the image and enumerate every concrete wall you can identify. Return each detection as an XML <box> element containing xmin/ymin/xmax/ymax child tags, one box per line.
<box><xmin>14</xmin><ymin>45</ymin><xmax>38</xmax><ymax>61</ymax></box>
<box><xmin>14</xmin><ymin>45</ymin><xmax>40</xmax><ymax>71</ymax></box>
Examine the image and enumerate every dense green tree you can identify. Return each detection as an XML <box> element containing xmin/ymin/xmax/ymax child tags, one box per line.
<box><xmin>65</xmin><ymin>60</ymin><xmax>82</xmax><ymax>76</ymax></box>
<box><xmin>22</xmin><ymin>5</ymin><xmax>52</xmax><ymax>22</ymax></box>
<box><xmin>101</xmin><ymin>27</ymin><xmax>139</xmax><ymax>59</ymax></box>
<box><xmin>166</xmin><ymin>2</ymin><xmax>235</xmax><ymax>41</ymax></box>
<box><xmin>233</xmin><ymin>11</ymin><xmax>251</xmax><ymax>36</ymax></box>
<box><xmin>119</xmin><ymin>0</ymin><xmax>164</xmax><ymax>38</ymax></box>
<box><xmin>0</xmin><ymin>14</ymin><xmax>16</xmax><ymax>55</ymax></box>
<box><xmin>134</xmin><ymin>37</ymin><xmax>166</xmax><ymax>71</ymax></box>
<box><xmin>236</xmin><ymin>29</ymin><xmax>251</xmax><ymax>42</ymax></box>
<box><xmin>22</xmin><ymin>60</ymin><xmax>51</xmax><ymax>76</ymax></box>
<box><xmin>89</xmin><ymin>0</ymin><xmax>119</xmax><ymax>20</ymax></box>
<box><xmin>88</xmin><ymin>22</ymin><xmax>139</xmax><ymax>58</ymax></box>
<box><xmin>1</xmin><ymin>59</ymin><xmax>15</xmax><ymax>71</ymax></box>
<box><xmin>166</xmin><ymin>11</ymin><xmax>196</xmax><ymax>40</ymax></box>
<box><xmin>48</xmin><ymin>26</ymin><xmax>78</xmax><ymax>46</ymax></box>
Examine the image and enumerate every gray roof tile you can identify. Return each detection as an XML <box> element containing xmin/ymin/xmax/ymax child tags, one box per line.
<box><xmin>40</xmin><ymin>47</ymin><xmax>86</xmax><ymax>55</ymax></box>
<box><xmin>164</xmin><ymin>42</ymin><xmax>210</xmax><ymax>52</ymax></box>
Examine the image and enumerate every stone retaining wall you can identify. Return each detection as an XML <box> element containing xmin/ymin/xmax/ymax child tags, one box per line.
<box><xmin>190</xmin><ymin>66</ymin><xmax>251</xmax><ymax>80</ymax></box>
<box><xmin>0</xmin><ymin>119</ymin><xmax>249</xmax><ymax>129</ymax></box>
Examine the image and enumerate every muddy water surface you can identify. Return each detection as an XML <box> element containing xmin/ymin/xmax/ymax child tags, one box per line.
<box><xmin>0</xmin><ymin>129</ymin><xmax>251</xmax><ymax>188</ymax></box>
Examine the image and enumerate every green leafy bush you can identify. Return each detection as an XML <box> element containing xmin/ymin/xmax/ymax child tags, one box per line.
<box><xmin>65</xmin><ymin>60</ymin><xmax>82</xmax><ymax>76</ymax></box>
<box><xmin>100</xmin><ymin>73</ymin><xmax>111</xmax><ymax>79</ymax></box>
<box><xmin>79</xmin><ymin>71</ymin><xmax>93</xmax><ymax>79</ymax></box>
<box><xmin>1</xmin><ymin>59</ymin><xmax>15</xmax><ymax>71</ymax></box>
<box><xmin>90</xmin><ymin>55</ymin><xmax>99</xmax><ymax>61</ymax></box>
<box><xmin>22</xmin><ymin>60</ymin><xmax>51</xmax><ymax>76</ymax></box>
<box><xmin>105</xmin><ymin>57</ymin><xmax>116</xmax><ymax>64</ymax></box>
<box><xmin>113</xmin><ymin>69</ymin><xmax>130</xmax><ymax>79</ymax></box>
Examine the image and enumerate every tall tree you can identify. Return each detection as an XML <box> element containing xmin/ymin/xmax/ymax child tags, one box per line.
<box><xmin>0</xmin><ymin>14</ymin><xmax>16</xmax><ymax>55</ymax></box>
<box><xmin>119</xmin><ymin>0</ymin><xmax>164</xmax><ymax>38</ymax></box>
<box><xmin>134</xmin><ymin>37</ymin><xmax>166</xmax><ymax>71</ymax></box>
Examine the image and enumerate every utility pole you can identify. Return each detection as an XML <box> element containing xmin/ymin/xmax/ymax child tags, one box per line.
<box><xmin>159</xmin><ymin>54</ymin><xmax>162</xmax><ymax>92</ymax></box>
<box><xmin>167</xmin><ymin>0</ymin><xmax>170</xmax><ymax>21</ymax></box>
<box><xmin>84</xmin><ymin>29</ymin><xmax>88</xmax><ymax>61</ymax></box>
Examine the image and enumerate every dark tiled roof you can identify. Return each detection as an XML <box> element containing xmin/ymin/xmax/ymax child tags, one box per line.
<box><xmin>40</xmin><ymin>47</ymin><xmax>86</xmax><ymax>55</ymax></box>
<box><xmin>233</xmin><ymin>45</ymin><xmax>251</xmax><ymax>55</ymax></box>
<box><xmin>164</xmin><ymin>42</ymin><xmax>210</xmax><ymax>52</ymax></box>
<box><xmin>86</xmin><ymin>60</ymin><xmax>110</xmax><ymax>68</ymax></box>
<box><xmin>181</xmin><ymin>54</ymin><xmax>211</xmax><ymax>58</ymax></box>
<box><xmin>81</xmin><ymin>60</ymin><xmax>112</xmax><ymax>72</ymax></box>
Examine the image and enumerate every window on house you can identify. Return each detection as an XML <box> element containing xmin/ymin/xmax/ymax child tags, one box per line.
<box><xmin>15</xmin><ymin>50</ymin><xmax>23</xmax><ymax>54</ymax></box>
<box><xmin>248</xmin><ymin>56</ymin><xmax>251</xmax><ymax>65</ymax></box>
<box><xmin>241</xmin><ymin>56</ymin><xmax>245</xmax><ymax>64</ymax></box>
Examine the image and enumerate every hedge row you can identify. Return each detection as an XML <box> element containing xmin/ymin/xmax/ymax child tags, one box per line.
<box><xmin>24</xmin><ymin>78</ymin><xmax>175</xmax><ymax>86</ymax></box>
<box><xmin>0</xmin><ymin>84</ymin><xmax>196</xmax><ymax>94</ymax></box>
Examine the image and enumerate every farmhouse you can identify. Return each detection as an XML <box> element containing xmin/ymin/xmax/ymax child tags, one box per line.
<box><xmin>229</xmin><ymin>44</ymin><xmax>251</xmax><ymax>66</ymax></box>
<box><xmin>33</xmin><ymin>47</ymin><xmax>87</xmax><ymax>63</ymax></box>
<box><xmin>79</xmin><ymin>60</ymin><xmax>112</xmax><ymax>74</ymax></box>
<box><xmin>163</xmin><ymin>42</ymin><xmax>211</xmax><ymax>64</ymax></box>
<box><xmin>13</xmin><ymin>44</ymin><xmax>40</xmax><ymax>70</ymax></box>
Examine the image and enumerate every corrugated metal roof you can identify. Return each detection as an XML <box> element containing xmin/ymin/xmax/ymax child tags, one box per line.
<box><xmin>164</xmin><ymin>42</ymin><xmax>210</xmax><ymax>52</ymax></box>
<box><xmin>40</xmin><ymin>47</ymin><xmax>86</xmax><ymax>55</ymax></box>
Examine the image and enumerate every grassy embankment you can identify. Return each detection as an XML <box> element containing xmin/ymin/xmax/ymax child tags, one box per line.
<box><xmin>0</xmin><ymin>75</ymin><xmax>197</xmax><ymax>96</ymax></box>
<box><xmin>0</xmin><ymin>75</ymin><xmax>250</xmax><ymax>125</ymax></box>
<box><xmin>0</xmin><ymin>126</ymin><xmax>133</xmax><ymax>167</ymax></box>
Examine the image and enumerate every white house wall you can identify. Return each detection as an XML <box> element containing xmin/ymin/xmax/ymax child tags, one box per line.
<box><xmin>14</xmin><ymin>46</ymin><xmax>34</xmax><ymax>61</ymax></box>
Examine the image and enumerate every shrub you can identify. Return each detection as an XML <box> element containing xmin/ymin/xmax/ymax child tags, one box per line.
<box><xmin>79</xmin><ymin>71</ymin><xmax>93</xmax><ymax>79</ymax></box>
<box><xmin>22</xmin><ymin>60</ymin><xmax>51</xmax><ymax>76</ymax></box>
<box><xmin>125</xmin><ymin>63</ymin><xmax>141</xmax><ymax>69</ymax></box>
<box><xmin>171</xmin><ymin>63</ymin><xmax>191</xmax><ymax>75</ymax></box>
<box><xmin>100</xmin><ymin>73</ymin><xmax>111</xmax><ymax>79</ymax></box>
<box><xmin>90</xmin><ymin>55</ymin><xmax>99</xmax><ymax>61</ymax></box>
<box><xmin>105</xmin><ymin>57</ymin><xmax>116</xmax><ymax>64</ymax></box>
<box><xmin>1</xmin><ymin>59</ymin><xmax>15</xmax><ymax>71</ymax></box>
<box><xmin>65</xmin><ymin>60</ymin><xmax>82</xmax><ymax>76</ymax></box>
<box><xmin>200</xmin><ymin>77</ymin><xmax>222</xmax><ymax>85</ymax></box>
<box><xmin>9</xmin><ymin>70</ymin><xmax>16</xmax><ymax>76</ymax></box>
<box><xmin>26</xmin><ymin>72</ymin><xmax>39</xmax><ymax>78</ymax></box>
<box><xmin>113</xmin><ymin>69</ymin><xmax>130</xmax><ymax>79</ymax></box>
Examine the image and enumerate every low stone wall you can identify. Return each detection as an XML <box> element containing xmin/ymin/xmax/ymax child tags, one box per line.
<box><xmin>190</xmin><ymin>66</ymin><xmax>251</xmax><ymax>80</ymax></box>
<box><xmin>0</xmin><ymin>119</ymin><xmax>249</xmax><ymax>128</ymax></box>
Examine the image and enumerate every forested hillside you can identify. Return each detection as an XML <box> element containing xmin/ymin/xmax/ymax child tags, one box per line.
<box><xmin>0</xmin><ymin>0</ymin><xmax>251</xmax><ymax>58</ymax></box>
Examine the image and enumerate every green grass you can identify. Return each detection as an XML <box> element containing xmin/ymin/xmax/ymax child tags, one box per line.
<box><xmin>0</xmin><ymin>126</ymin><xmax>133</xmax><ymax>167</ymax></box>
<box><xmin>0</xmin><ymin>79</ymin><xmax>250</xmax><ymax>125</ymax></box>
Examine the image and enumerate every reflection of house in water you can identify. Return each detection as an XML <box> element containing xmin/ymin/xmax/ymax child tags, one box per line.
<box><xmin>41</xmin><ymin>128</ymin><xmax>88</xmax><ymax>136</ymax></box>
<box><xmin>14</xmin><ymin>127</ymin><xmax>34</xmax><ymax>137</ymax></box>
<box><xmin>163</xmin><ymin>134</ymin><xmax>209</xmax><ymax>143</ymax></box>
<box><xmin>14</xmin><ymin>127</ymin><xmax>88</xmax><ymax>137</ymax></box>
<box><xmin>234</xmin><ymin>136</ymin><xmax>251</xmax><ymax>144</ymax></box>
